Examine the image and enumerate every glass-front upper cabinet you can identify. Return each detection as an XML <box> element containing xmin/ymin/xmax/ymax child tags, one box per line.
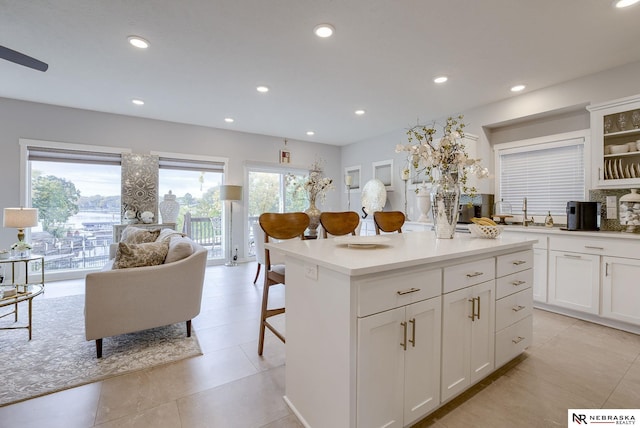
<box><xmin>588</xmin><ymin>94</ymin><xmax>640</xmax><ymax>188</ymax></box>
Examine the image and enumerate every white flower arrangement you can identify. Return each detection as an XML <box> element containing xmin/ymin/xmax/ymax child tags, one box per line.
<box><xmin>288</xmin><ymin>159</ymin><xmax>335</xmax><ymax>204</ymax></box>
<box><xmin>395</xmin><ymin>115</ymin><xmax>489</xmax><ymax>194</ymax></box>
<box><xmin>11</xmin><ymin>241</ymin><xmax>32</xmax><ymax>251</ymax></box>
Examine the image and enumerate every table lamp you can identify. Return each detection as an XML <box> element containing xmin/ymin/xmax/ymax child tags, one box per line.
<box><xmin>220</xmin><ymin>185</ymin><xmax>243</xmax><ymax>266</ymax></box>
<box><xmin>3</xmin><ymin>207</ymin><xmax>39</xmax><ymax>242</ymax></box>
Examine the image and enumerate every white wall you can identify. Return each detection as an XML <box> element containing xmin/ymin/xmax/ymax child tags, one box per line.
<box><xmin>340</xmin><ymin>60</ymin><xmax>640</xmax><ymax>216</ymax></box>
<box><xmin>0</xmin><ymin>98</ymin><xmax>341</xmax><ymax>256</ymax></box>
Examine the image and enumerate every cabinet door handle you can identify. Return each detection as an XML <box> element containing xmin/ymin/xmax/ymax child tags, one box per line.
<box><xmin>584</xmin><ymin>246</ymin><xmax>604</xmax><ymax>250</ymax></box>
<box><xmin>468</xmin><ymin>298</ymin><xmax>476</xmax><ymax>321</ymax></box>
<box><xmin>512</xmin><ymin>336</ymin><xmax>525</xmax><ymax>344</ymax></box>
<box><xmin>409</xmin><ymin>318</ymin><xmax>416</xmax><ymax>347</ymax></box>
<box><xmin>605</xmin><ymin>262</ymin><xmax>609</xmax><ymax>277</ymax></box>
<box><xmin>397</xmin><ymin>287</ymin><xmax>421</xmax><ymax>295</ymax></box>
<box><xmin>511</xmin><ymin>280</ymin><xmax>526</xmax><ymax>286</ymax></box>
<box><xmin>512</xmin><ymin>305</ymin><xmax>526</xmax><ymax>312</ymax></box>
<box><xmin>564</xmin><ymin>254</ymin><xmax>581</xmax><ymax>259</ymax></box>
<box><xmin>477</xmin><ymin>296</ymin><xmax>481</xmax><ymax>320</ymax></box>
<box><xmin>466</xmin><ymin>271</ymin><xmax>484</xmax><ymax>278</ymax></box>
<box><xmin>400</xmin><ymin>321</ymin><xmax>407</xmax><ymax>351</ymax></box>
<box><xmin>512</xmin><ymin>260</ymin><xmax>527</xmax><ymax>266</ymax></box>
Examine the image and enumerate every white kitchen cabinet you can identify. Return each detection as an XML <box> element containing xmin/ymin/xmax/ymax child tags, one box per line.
<box><xmin>602</xmin><ymin>256</ymin><xmax>640</xmax><ymax>326</ymax></box>
<box><xmin>441</xmin><ymin>279</ymin><xmax>495</xmax><ymax>402</ymax></box>
<box><xmin>357</xmin><ymin>297</ymin><xmax>441</xmax><ymax>428</ymax></box>
<box><xmin>500</xmin><ymin>230</ymin><xmax>548</xmax><ymax>303</ymax></box>
<box><xmin>548</xmin><ymin>250</ymin><xmax>600</xmax><ymax>314</ymax></box>
<box><xmin>587</xmin><ymin>94</ymin><xmax>640</xmax><ymax>188</ymax></box>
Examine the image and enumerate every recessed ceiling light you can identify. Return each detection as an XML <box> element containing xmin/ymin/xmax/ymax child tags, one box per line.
<box><xmin>313</xmin><ymin>24</ymin><xmax>335</xmax><ymax>38</ymax></box>
<box><xmin>510</xmin><ymin>84</ymin><xmax>526</xmax><ymax>92</ymax></box>
<box><xmin>256</xmin><ymin>85</ymin><xmax>270</xmax><ymax>93</ymax></box>
<box><xmin>132</xmin><ymin>99</ymin><xmax>144</xmax><ymax>105</ymax></box>
<box><xmin>614</xmin><ymin>0</ymin><xmax>640</xmax><ymax>8</ymax></box>
<box><xmin>127</xmin><ymin>36</ymin><xmax>149</xmax><ymax>49</ymax></box>
<box><xmin>355</xmin><ymin>109</ymin><xmax>366</xmax><ymax>116</ymax></box>
<box><xmin>306</xmin><ymin>131</ymin><xmax>315</xmax><ymax>136</ymax></box>
<box><xmin>224</xmin><ymin>117</ymin><xmax>234</xmax><ymax>123</ymax></box>
<box><xmin>434</xmin><ymin>76</ymin><xmax>448</xmax><ymax>84</ymax></box>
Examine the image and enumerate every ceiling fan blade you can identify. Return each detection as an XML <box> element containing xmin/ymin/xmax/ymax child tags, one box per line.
<box><xmin>0</xmin><ymin>45</ymin><xmax>48</xmax><ymax>72</ymax></box>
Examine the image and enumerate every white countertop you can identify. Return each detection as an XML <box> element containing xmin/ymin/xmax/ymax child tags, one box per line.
<box><xmin>501</xmin><ymin>225</ymin><xmax>640</xmax><ymax>240</ymax></box>
<box><xmin>267</xmin><ymin>231</ymin><xmax>537</xmax><ymax>276</ymax></box>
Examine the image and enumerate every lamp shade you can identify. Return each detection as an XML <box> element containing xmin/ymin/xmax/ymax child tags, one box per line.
<box><xmin>220</xmin><ymin>185</ymin><xmax>243</xmax><ymax>201</ymax></box>
<box><xmin>3</xmin><ymin>207</ymin><xmax>39</xmax><ymax>228</ymax></box>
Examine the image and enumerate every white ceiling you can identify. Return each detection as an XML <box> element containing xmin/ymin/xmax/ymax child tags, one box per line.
<box><xmin>2</xmin><ymin>0</ymin><xmax>640</xmax><ymax>146</ymax></box>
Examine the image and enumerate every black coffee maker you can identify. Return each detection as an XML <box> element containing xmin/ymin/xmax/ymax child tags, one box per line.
<box><xmin>566</xmin><ymin>201</ymin><xmax>600</xmax><ymax>231</ymax></box>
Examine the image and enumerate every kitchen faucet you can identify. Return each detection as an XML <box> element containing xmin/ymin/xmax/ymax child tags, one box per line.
<box><xmin>522</xmin><ymin>197</ymin><xmax>534</xmax><ymax>227</ymax></box>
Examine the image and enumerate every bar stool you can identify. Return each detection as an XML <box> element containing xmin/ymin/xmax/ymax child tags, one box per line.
<box><xmin>257</xmin><ymin>212</ymin><xmax>309</xmax><ymax>355</ymax></box>
<box><xmin>319</xmin><ymin>211</ymin><xmax>360</xmax><ymax>238</ymax></box>
<box><xmin>373</xmin><ymin>211</ymin><xmax>405</xmax><ymax>234</ymax></box>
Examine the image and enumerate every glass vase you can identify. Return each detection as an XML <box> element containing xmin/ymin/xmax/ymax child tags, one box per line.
<box><xmin>430</xmin><ymin>168</ymin><xmax>461</xmax><ymax>239</ymax></box>
<box><xmin>304</xmin><ymin>194</ymin><xmax>321</xmax><ymax>238</ymax></box>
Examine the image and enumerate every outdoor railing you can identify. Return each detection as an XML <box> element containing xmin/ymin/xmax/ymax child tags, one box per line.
<box><xmin>182</xmin><ymin>212</ymin><xmax>222</xmax><ymax>258</ymax></box>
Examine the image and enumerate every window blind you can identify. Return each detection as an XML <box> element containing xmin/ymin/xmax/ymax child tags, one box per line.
<box><xmin>28</xmin><ymin>146</ymin><xmax>122</xmax><ymax>165</ymax></box>
<box><xmin>158</xmin><ymin>157</ymin><xmax>225</xmax><ymax>173</ymax></box>
<box><xmin>498</xmin><ymin>139</ymin><xmax>585</xmax><ymax>216</ymax></box>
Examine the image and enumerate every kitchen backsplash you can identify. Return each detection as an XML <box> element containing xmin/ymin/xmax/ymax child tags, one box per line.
<box><xmin>589</xmin><ymin>188</ymin><xmax>639</xmax><ymax>232</ymax></box>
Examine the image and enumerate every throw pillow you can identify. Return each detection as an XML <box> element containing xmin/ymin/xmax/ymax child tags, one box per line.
<box><xmin>113</xmin><ymin>241</ymin><xmax>169</xmax><ymax>269</ymax></box>
<box><xmin>164</xmin><ymin>236</ymin><xmax>194</xmax><ymax>264</ymax></box>
<box><xmin>156</xmin><ymin>228</ymin><xmax>186</xmax><ymax>242</ymax></box>
<box><xmin>120</xmin><ymin>226</ymin><xmax>161</xmax><ymax>244</ymax></box>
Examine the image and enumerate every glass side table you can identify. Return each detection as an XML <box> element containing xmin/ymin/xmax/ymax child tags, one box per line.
<box><xmin>0</xmin><ymin>254</ymin><xmax>45</xmax><ymax>293</ymax></box>
<box><xmin>0</xmin><ymin>284</ymin><xmax>44</xmax><ymax>340</ymax></box>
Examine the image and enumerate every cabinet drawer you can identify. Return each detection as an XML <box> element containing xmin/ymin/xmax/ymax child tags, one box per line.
<box><xmin>443</xmin><ymin>258</ymin><xmax>495</xmax><ymax>294</ymax></box>
<box><xmin>496</xmin><ymin>287</ymin><xmax>533</xmax><ymax>331</ymax></box>
<box><xmin>495</xmin><ymin>315</ymin><xmax>532</xmax><ymax>368</ymax></box>
<box><xmin>496</xmin><ymin>269</ymin><xmax>533</xmax><ymax>299</ymax></box>
<box><xmin>496</xmin><ymin>249</ymin><xmax>533</xmax><ymax>277</ymax></box>
<box><xmin>357</xmin><ymin>267</ymin><xmax>442</xmax><ymax>317</ymax></box>
<box><xmin>549</xmin><ymin>235</ymin><xmax>640</xmax><ymax>259</ymax></box>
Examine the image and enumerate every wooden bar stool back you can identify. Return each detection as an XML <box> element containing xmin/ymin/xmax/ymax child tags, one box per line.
<box><xmin>373</xmin><ymin>211</ymin><xmax>406</xmax><ymax>234</ymax></box>
<box><xmin>257</xmin><ymin>212</ymin><xmax>309</xmax><ymax>355</ymax></box>
<box><xmin>319</xmin><ymin>211</ymin><xmax>360</xmax><ymax>238</ymax></box>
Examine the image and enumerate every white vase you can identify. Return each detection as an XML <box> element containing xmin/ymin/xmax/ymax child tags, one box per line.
<box><xmin>415</xmin><ymin>185</ymin><xmax>431</xmax><ymax>222</ymax></box>
<box><xmin>159</xmin><ymin>190</ymin><xmax>180</xmax><ymax>224</ymax></box>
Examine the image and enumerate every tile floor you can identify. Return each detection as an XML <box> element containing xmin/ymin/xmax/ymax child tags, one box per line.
<box><xmin>0</xmin><ymin>262</ymin><xmax>639</xmax><ymax>428</ymax></box>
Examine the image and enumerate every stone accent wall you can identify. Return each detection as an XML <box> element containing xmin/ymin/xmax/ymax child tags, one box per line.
<box><xmin>121</xmin><ymin>154</ymin><xmax>159</xmax><ymax>223</ymax></box>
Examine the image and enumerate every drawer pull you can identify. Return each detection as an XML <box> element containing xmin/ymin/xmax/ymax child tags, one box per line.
<box><xmin>512</xmin><ymin>305</ymin><xmax>526</xmax><ymax>312</ymax></box>
<box><xmin>512</xmin><ymin>336</ymin><xmax>525</xmax><ymax>344</ymax></box>
<box><xmin>466</xmin><ymin>271</ymin><xmax>484</xmax><ymax>278</ymax></box>
<box><xmin>511</xmin><ymin>280</ymin><xmax>526</xmax><ymax>286</ymax></box>
<box><xmin>512</xmin><ymin>260</ymin><xmax>527</xmax><ymax>266</ymax></box>
<box><xmin>400</xmin><ymin>321</ymin><xmax>407</xmax><ymax>351</ymax></box>
<box><xmin>409</xmin><ymin>318</ymin><xmax>416</xmax><ymax>347</ymax></box>
<box><xmin>564</xmin><ymin>254</ymin><xmax>581</xmax><ymax>259</ymax></box>
<box><xmin>397</xmin><ymin>287</ymin><xmax>421</xmax><ymax>295</ymax></box>
<box><xmin>584</xmin><ymin>246</ymin><xmax>604</xmax><ymax>250</ymax></box>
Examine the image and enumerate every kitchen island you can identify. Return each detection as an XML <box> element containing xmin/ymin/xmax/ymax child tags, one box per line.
<box><xmin>267</xmin><ymin>231</ymin><xmax>537</xmax><ymax>428</ymax></box>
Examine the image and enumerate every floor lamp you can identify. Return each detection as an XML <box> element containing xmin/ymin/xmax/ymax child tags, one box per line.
<box><xmin>220</xmin><ymin>185</ymin><xmax>243</xmax><ymax>266</ymax></box>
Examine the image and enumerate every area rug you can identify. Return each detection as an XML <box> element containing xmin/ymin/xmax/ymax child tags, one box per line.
<box><xmin>0</xmin><ymin>293</ymin><xmax>202</xmax><ymax>407</ymax></box>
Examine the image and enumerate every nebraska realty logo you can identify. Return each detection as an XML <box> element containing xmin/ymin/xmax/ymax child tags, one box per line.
<box><xmin>569</xmin><ymin>409</ymin><xmax>639</xmax><ymax>426</ymax></box>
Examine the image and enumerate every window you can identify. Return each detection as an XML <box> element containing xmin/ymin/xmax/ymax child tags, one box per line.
<box><xmin>21</xmin><ymin>140</ymin><xmax>127</xmax><ymax>279</ymax></box>
<box><xmin>495</xmin><ymin>131</ymin><xmax>588</xmax><ymax>218</ymax></box>
<box><xmin>246</xmin><ymin>165</ymin><xmax>307</xmax><ymax>256</ymax></box>
<box><xmin>156</xmin><ymin>153</ymin><xmax>227</xmax><ymax>261</ymax></box>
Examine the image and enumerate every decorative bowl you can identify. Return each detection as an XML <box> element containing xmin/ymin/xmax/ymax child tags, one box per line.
<box><xmin>468</xmin><ymin>224</ymin><xmax>504</xmax><ymax>239</ymax></box>
<box><xmin>610</xmin><ymin>144</ymin><xmax>629</xmax><ymax>154</ymax></box>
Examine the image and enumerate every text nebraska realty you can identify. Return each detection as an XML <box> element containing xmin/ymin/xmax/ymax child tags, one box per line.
<box><xmin>574</xmin><ymin>413</ymin><xmax>636</xmax><ymax>425</ymax></box>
